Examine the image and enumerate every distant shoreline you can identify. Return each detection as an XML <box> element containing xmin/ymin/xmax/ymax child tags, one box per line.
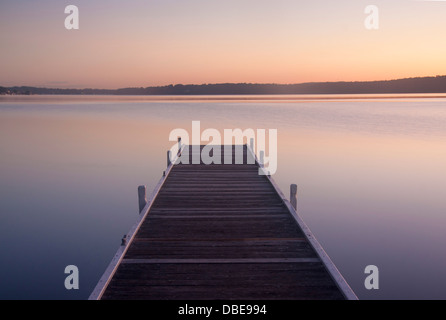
<box><xmin>2</xmin><ymin>93</ymin><xmax>446</xmax><ymax>104</ymax></box>
<box><xmin>2</xmin><ymin>75</ymin><xmax>446</xmax><ymax>96</ymax></box>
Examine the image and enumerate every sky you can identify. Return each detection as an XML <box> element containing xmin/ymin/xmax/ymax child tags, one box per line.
<box><xmin>1</xmin><ymin>0</ymin><xmax>446</xmax><ymax>88</ymax></box>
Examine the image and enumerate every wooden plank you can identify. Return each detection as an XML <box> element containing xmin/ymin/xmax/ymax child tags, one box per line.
<box><xmin>125</xmin><ymin>239</ymin><xmax>316</xmax><ymax>259</ymax></box>
<box><xmin>121</xmin><ymin>258</ymin><xmax>321</xmax><ymax>264</ymax></box>
<box><xmin>101</xmin><ymin>262</ymin><xmax>345</xmax><ymax>300</ymax></box>
<box><xmin>145</xmin><ymin>214</ymin><xmax>291</xmax><ymax>219</ymax></box>
<box><xmin>135</xmin><ymin>216</ymin><xmax>304</xmax><ymax>240</ymax></box>
<box><xmin>148</xmin><ymin>207</ymin><xmax>288</xmax><ymax>214</ymax></box>
<box><xmin>131</xmin><ymin>237</ymin><xmax>307</xmax><ymax>242</ymax></box>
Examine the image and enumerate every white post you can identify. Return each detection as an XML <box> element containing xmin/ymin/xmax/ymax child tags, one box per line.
<box><xmin>259</xmin><ymin>150</ymin><xmax>264</xmax><ymax>167</ymax></box>
<box><xmin>290</xmin><ymin>184</ymin><xmax>297</xmax><ymax>210</ymax></box>
<box><xmin>138</xmin><ymin>185</ymin><xmax>147</xmax><ymax>213</ymax></box>
<box><xmin>121</xmin><ymin>235</ymin><xmax>127</xmax><ymax>246</ymax></box>
<box><xmin>247</xmin><ymin>138</ymin><xmax>255</xmax><ymax>164</ymax></box>
<box><xmin>167</xmin><ymin>150</ymin><xmax>172</xmax><ymax>167</ymax></box>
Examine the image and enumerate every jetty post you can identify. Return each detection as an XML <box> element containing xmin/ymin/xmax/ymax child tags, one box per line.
<box><xmin>138</xmin><ymin>185</ymin><xmax>147</xmax><ymax>213</ymax></box>
<box><xmin>290</xmin><ymin>184</ymin><xmax>297</xmax><ymax>210</ymax></box>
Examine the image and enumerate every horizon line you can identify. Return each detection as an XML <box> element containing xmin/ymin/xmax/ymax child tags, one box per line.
<box><xmin>3</xmin><ymin>75</ymin><xmax>446</xmax><ymax>91</ymax></box>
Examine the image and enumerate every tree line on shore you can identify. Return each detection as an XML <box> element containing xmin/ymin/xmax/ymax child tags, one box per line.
<box><xmin>2</xmin><ymin>75</ymin><xmax>446</xmax><ymax>95</ymax></box>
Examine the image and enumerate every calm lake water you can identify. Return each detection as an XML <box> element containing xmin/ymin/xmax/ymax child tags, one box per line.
<box><xmin>1</xmin><ymin>94</ymin><xmax>446</xmax><ymax>300</ymax></box>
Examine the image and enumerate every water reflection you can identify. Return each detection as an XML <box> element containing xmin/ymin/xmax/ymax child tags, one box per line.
<box><xmin>1</xmin><ymin>95</ymin><xmax>446</xmax><ymax>299</ymax></box>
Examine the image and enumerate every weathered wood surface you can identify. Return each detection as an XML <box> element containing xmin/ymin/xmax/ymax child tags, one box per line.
<box><xmin>100</xmin><ymin>145</ymin><xmax>346</xmax><ymax>300</ymax></box>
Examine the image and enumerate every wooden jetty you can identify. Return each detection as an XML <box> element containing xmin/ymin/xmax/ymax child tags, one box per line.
<box><xmin>89</xmin><ymin>143</ymin><xmax>357</xmax><ymax>300</ymax></box>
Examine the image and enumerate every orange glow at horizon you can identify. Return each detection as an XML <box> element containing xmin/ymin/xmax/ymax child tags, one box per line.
<box><xmin>1</xmin><ymin>0</ymin><xmax>446</xmax><ymax>89</ymax></box>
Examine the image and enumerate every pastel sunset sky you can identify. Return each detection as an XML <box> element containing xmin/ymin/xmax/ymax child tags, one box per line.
<box><xmin>1</xmin><ymin>0</ymin><xmax>446</xmax><ymax>88</ymax></box>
